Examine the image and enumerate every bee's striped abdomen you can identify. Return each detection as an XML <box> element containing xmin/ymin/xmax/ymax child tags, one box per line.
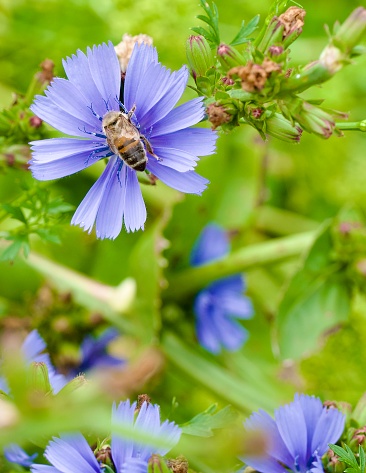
<box><xmin>115</xmin><ymin>136</ymin><xmax>147</xmax><ymax>172</ymax></box>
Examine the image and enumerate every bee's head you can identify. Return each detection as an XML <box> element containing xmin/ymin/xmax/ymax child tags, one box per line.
<box><xmin>102</xmin><ymin>111</ymin><xmax>122</xmax><ymax>130</ymax></box>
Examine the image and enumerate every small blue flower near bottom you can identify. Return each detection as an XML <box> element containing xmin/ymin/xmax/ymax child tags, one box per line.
<box><xmin>30</xmin><ymin>400</ymin><xmax>181</xmax><ymax>473</ymax></box>
<box><xmin>191</xmin><ymin>224</ymin><xmax>253</xmax><ymax>354</ymax></box>
<box><xmin>243</xmin><ymin>394</ymin><xmax>345</xmax><ymax>473</ymax></box>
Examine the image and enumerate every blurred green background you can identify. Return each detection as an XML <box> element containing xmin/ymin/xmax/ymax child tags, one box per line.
<box><xmin>0</xmin><ymin>0</ymin><xmax>366</xmax><ymax>470</ymax></box>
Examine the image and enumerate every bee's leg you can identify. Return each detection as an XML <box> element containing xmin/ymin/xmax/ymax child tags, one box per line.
<box><xmin>128</xmin><ymin>104</ymin><xmax>140</xmax><ymax>129</ymax></box>
<box><xmin>84</xmin><ymin>147</ymin><xmax>111</xmax><ymax>166</ymax></box>
<box><xmin>78</xmin><ymin>126</ymin><xmax>106</xmax><ymax>139</ymax></box>
<box><xmin>140</xmin><ymin>134</ymin><xmax>161</xmax><ymax>161</ymax></box>
<box><xmin>116</xmin><ymin>159</ymin><xmax>124</xmax><ymax>187</ymax></box>
<box><xmin>103</xmin><ymin>96</ymin><xmax>112</xmax><ymax>112</ymax></box>
<box><xmin>87</xmin><ymin>104</ymin><xmax>103</xmax><ymax>121</ymax></box>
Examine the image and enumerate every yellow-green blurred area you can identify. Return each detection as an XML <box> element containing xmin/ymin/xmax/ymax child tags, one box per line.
<box><xmin>0</xmin><ymin>0</ymin><xmax>366</xmax><ymax>470</ymax></box>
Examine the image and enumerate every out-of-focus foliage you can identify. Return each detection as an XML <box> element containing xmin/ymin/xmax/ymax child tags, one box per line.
<box><xmin>0</xmin><ymin>0</ymin><xmax>365</xmax><ymax>472</ymax></box>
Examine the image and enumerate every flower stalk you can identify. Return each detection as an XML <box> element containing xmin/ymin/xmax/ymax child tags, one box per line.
<box><xmin>165</xmin><ymin>230</ymin><xmax>317</xmax><ymax>301</ymax></box>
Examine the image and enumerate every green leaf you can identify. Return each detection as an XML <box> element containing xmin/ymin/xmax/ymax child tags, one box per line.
<box><xmin>181</xmin><ymin>404</ymin><xmax>237</xmax><ymax>437</ymax></box>
<box><xmin>0</xmin><ymin>236</ymin><xmax>30</xmax><ymax>261</ymax></box>
<box><xmin>1</xmin><ymin>203</ymin><xmax>27</xmax><ymax>224</ymax></box>
<box><xmin>192</xmin><ymin>0</ymin><xmax>220</xmax><ymax>47</ymax></box>
<box><xmin>47</xmin><ymin>198</ymin><xmax>74</xmax><ymax>215</ymax></box>
<box><xmin>329</xmin><ymin>444</ymin><xmax>364</xmax><ymax>472</ymax></box>
<box><xmin>191</xmin><ymin>26</ymin><xmax>215</xmax><ymax>44</ymax></box>
<box><xmin>228</xmin><ymin>89</ymin><xmax>255</xmax><ymax>101</ymax></box>
<box><xmin>230</xmin><ymin>15</ymin><xmax>260</xmax><ymax>46</ymax></box>
<box><xmin>35</xmin><ymin>228</ymin><xmax>62</xmax><ymax>244</ymax></box>
<box><xmin>276</xmin><ymin>222</ymin><xmax>351</xmax><ymax>359</ymax></box>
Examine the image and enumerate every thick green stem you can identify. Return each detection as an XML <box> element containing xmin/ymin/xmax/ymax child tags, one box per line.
<box><xmin>24</xmin><ymin>251</ymin><xmax>137</xmax><ymax>333</ymax></box>
<box><xmin>162</xmin><ymin>333</ymin><xmax>282</xmax><ymax>412</ymax></box>
<box><xmin>336</xmin><ymin>120</ymin><xmax>366</xmax><ymax>131</ymax></box>
<box><xmin>280</xmin><ymin>61</ymin><xmax>333</xmax><ymax>94</ymax></box>
<box><xmin>165</xmin><ymin>230</ymin><xmax>316</xmax><ymax>301</ymax></box>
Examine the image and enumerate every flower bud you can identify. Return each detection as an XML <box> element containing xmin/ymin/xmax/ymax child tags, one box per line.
<box><xmin>56</xmin><ymin>374</ymin><xmax>87</xmax><ymax>396</ymax></box>
<box><xmin>186</xmin><ymin>35</ymin><xmax>214</xmax><ymax>81</ymax></box>
<box><xmin>115</xmin><ymin>33</ymin><xmax>153</xmax><ymax>73</ymax></box>
<box><xmin>207</xmin><ymin>101</ymin><xmax>238</xmax><ymax>129</ymax></box>
<box><xmin>217</xmin><ymin>43</ymin><xmax>245</xmax><ymax>69</ymax></box>
<box><xmin>265</xmin><ymin>113</ymin><xmax>302</xmax><ymax>142</ymax></box>
<box><xmin>350</xmin><ymin>426</ymin><xmax>366</xmax><ymax>450</ymax></box>
<box><xmin>36</xmin><ymin>59</ymin><xmax>55</xmax><ymax>85</ymax></box>
<box><xmin>334</xmin><ymin>7</ymin><xmax>366</xmax><ymax>52</ymax></box>
<box><xmin>325</xmin><ymin>448</ymin><xmax>346</xmax><ymax>473</ymax></box>
<box><xmin>279</xmin><ymin>6</ymin><xmax>306</xmax><ymax>47</ymax></box>
<box><xmin>148</xmin><ymin>454</ymin><xmax>172</xmax><ymax>473</ymax></box>
<box><xmin>95</xmin><ymin>445</ymin><xmax>114</xmax><ymax>468</ymax></box>
<box><xmin>29</xmin><ymin>116</ymin><xmax>43</xmax><ymax>128</ymax></box>
<box><xmin>284</xmin><ymin>99</ymin><xmax>345</xmax><ymax>139</ymax></box>
<box><xmin>228</xmin><ymin>59</ymin><xmax>281</xmax><ymax>93</ymax></box>
<box><xmin>29</xmin><ymin>361</ymin><xmax>52</xmax><ymax>394</ymax></box>
<box><xmin>166</xmin><ymin>455</ymin><xmax>189</xmax><ymax>473</ymax></box>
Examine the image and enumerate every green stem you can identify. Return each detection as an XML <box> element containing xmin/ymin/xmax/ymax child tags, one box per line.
<box><xmin>280</xmin><ymin>61</ymin><xmax>333</xmax><ymax>94</ymax></box>
<box><xmin>336</xmin><ymin>120</ymin><xmax>366</xmax><ymax>131</ymax></box>
<box><xmin>162</xmin><ymin>332</ymin><xmax>282</xmax><ymax>412</ymax></box>
<box><xmin>165</xmin><ymin>230</ymin><xmax>316</xmax><ymax>301</ymax></box>
<box><xmin>24</xmin><ymin>251</ymin><xmax>137</xmax><ymax>333</ymax></box>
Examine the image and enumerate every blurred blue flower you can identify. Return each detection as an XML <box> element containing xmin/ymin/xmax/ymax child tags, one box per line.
<box><xmin>0</xmin><ymin>329</ymin><xmax>67</xmax><ymax>395</ymax></box>
<box><xmin>191</xmin><ymin>224</ymin><xmax>253</xmax><ymax>354</ymax></box>
<box><xmin>67</xmin><ymin>328</ymin><xmax>125</xmax><ymax>378</ymax></box>
<box><xmin>30</xmin><ymin>41</ymin><xmax>216</xmax><ymax>239</ymax></box>
<box><xmin>4</xmin><ymin>444</ymin><xmax>38</xmax><ymax>468</ymax></box>
<box><xmin>31</xmin><ymin>400</ymin><xmax>181</xmax><ymax>473</ymax></box>
<box><xmin>243</xmin><ymin>393</ymin><xmax>345</xmax><ymax>473</ymax></box>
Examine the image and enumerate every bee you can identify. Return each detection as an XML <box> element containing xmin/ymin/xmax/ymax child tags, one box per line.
<box><xmin>102</xmin><ymin>107</ymin><xmax>155</xmax><ymax>172</ymax></box>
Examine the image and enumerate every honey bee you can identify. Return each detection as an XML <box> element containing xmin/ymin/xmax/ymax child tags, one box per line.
<box><xmin>102</xmin><ymin>107</ymin><xmax>154</xmax><ymax>172</ymax></box>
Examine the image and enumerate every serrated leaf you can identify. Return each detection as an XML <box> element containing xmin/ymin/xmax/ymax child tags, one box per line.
<box><xmin>0</xmin><ymin>239</ymin><xmax>23</xmax><ymax>261</ymax></box>
<box><xmin>329</xmin><ymin>444</ymin><xmax>363</xmax><ymax>472</ymax></box>
<box><xmin>0</xmin><ymin>236</ymin><xmax>29</xmax><ymax>261</ymax></box>
<box><xmin>2</xmin><ymin>203</ymin><xmax>27</xmax><ymax>224</ymax></box>
<box><xmin>276</xmin><ymin>222</ymin><xmax>351</xmax><ymax>359</ymax></box>
<box><xmin>35</xmin><ymin>229</ymin><xmax>61</xmax><ymax>244</ymax></box>
<box><xmin>181</xmin><ymin>404</ymin><xmax>237</xmax><ymax>437</ymax></box>
<box><xmin>191</xmin><ymin>26</ymin><xmax>215</xmax><ymax>44</ymax></box>
<box><xmin>47</xmin><ymin>198</ymin><xmax>74</xmax><ymax>215</ymax></box>
<box><xmin>230</xmin><ymin>15</ymin><xmax>260</xmax><ymax>46</ymax></box>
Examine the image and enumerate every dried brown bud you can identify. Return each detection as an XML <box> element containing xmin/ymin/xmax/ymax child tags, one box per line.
<box><xmin>278</xmin><ymin>6</ymin><xmax>306</xmax><ymax>38</ymax></box>
<box><xmin>137</xmin><ymin>393</ymin><xmax>151</xmax><ymax>410</ymax></box>
<box><xmin>115</xmin><ymin>34</ymin><xmax>153</xmax><ymax>72</ymax></box>
<box><xmin>228</xmin><ymin>59</ymin><xmax>280</xmax><ymax>92</ymax></box>
<box><xmin>95</xmin><ymin>446</ymin><xmax>112</xmax><ymax>465</ymax></box>
<box><xmin>36</xmin><ymin>59</ymin><xmax>55</xmax><ymax>84</ymax></box>
<box><xmin>206</xmin><ymin>103</ymin><xmax>232</xmax><ymax>129</ymax></box>
<box><xmin>166</xmin><ymin>455</ymin><xmax>189</xmax><ymax>473</ymax></box>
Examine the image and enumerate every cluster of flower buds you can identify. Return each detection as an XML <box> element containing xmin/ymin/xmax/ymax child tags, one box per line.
<box><xmin>185</xmin><ymin>5</ymin><xmax>365</xmax><ymax>140</ymax></box>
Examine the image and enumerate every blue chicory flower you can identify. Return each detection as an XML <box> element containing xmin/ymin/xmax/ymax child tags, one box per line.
<box><xmin>0</xmin><ymin>329</ymin><xmax>67</xmax><ymax>395</ymax></box>
<box><xmin>30</xmin><ymin>400</ymin><xmax>181</xmax><ymax>473</ymax></box>
<box><xmin>67</xmin><ymin>328</ymin><xmax>125</xmax><ymax>378</ymax></box>
<box><xmin>29</xmin><ymin>41</ymin><xmax>217</xmax><ymax>239</ymax></box>
<box><xmin>243</xmin><ymin>393</ymin><xmax>345</xmax><ymax>473</ymax></box>
<box><xmin>191</xmin><ymin>224</ymin><xmax>253</xmax><ymax>354</ymax></box>
<box><xmin>4</xmin><ymin>444</ymin><xmax>38</xmax><ymax>468</ymax></box>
